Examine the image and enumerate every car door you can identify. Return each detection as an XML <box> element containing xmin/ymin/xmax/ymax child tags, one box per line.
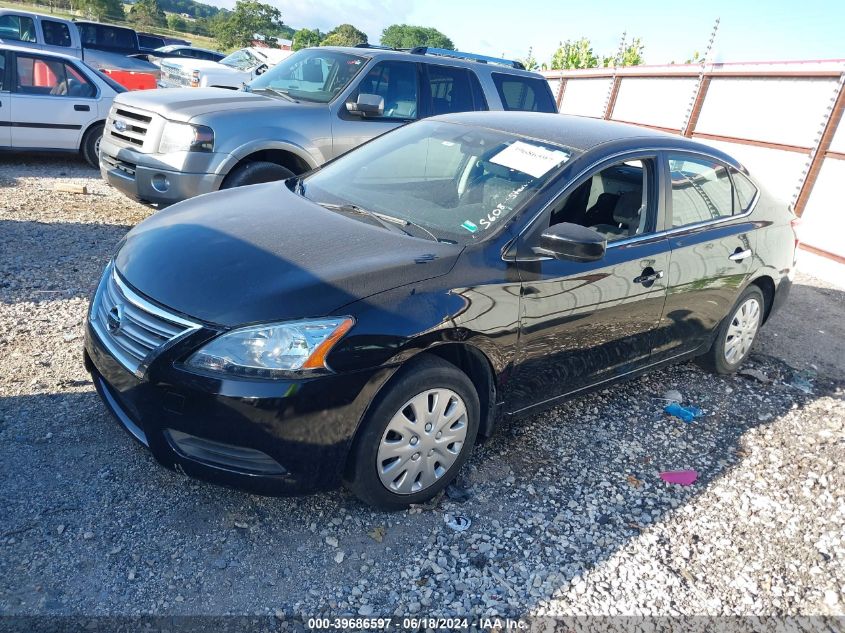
<box><xmin>9</xmin><ymin>52</ymin><xmax>98</xmax><ymax>150</ymax></box>
<box><xmin>331</xmin><ymin>59</ymin><xmax>420</xmax><ymax>159</ymax></box>
<box><xmin>506</xmin><ymin>154</ymin><xmax>670</xmax><ymax>412</ymax></box>
<box><xmin>0</xmin><ymin>51</ymin><xmax>10</xmax><ymax>147</ymax></box>
<box><xmin>650</xmin><ymin>151</ymin><xmax>757</xmax><ymax>361</ymax></box>
<box><xmin>0</xmin><ymin>13</ymin><xmax>39</xmax><ymax>51</ymax></box>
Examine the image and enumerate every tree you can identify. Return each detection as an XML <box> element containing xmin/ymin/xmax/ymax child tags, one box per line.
<box><xmin>76</xmin><ymin>0</ymin><xmax>124</xmax><ymax>21</ymax></box>
<box><xmin>167</xmin><ymin>13</ymin><xmax>188</xmax><ymax>32</ymax></box>
<box><xmin>129</xmin><ymin>0</ymin><xmax>166</xmax><ymax>29</ymax></box>
<box><xmin>380</xmin><ymin>24</ymin><xmax>453</xmax><ymax>50</ymax></box>
<box><xmin>212</xmin><ymin>0</ymin><xmax>284</xmax><ymax>50</ymax></box>
<box><xmin>320</xmin><ymin>24</ymin><xmax>367</xmax><ymax>47</ymax></box>
<box><xmin>603</xmin><ymin>37</ymin><xmax>645</xmax><ymax>67</ymax></box>
<box><xmin>550</xmin><ymin>38</ymin><xmax>599</xmax><ymax>70</ymax></box>
<box><xmin>518</xmin><ymin>46</ymin><xmax>539</xmax><ymax>71</ymax></box>
<box><xmin>292</xmin><ymin>27</ymin><xmax>322</xmax><ymax>51</ymax></box>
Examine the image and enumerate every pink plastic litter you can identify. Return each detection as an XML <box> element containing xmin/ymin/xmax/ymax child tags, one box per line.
<box><xmin>659</xmin><ymin>470</ymin><xmax>698</xmax><ymax>486</ymax></box>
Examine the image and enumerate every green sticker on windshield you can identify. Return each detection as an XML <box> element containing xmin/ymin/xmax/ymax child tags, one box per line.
<box><xmin>461</xmin><ymin>220</ymin><xmax>478</xmax><ymax>233</ymax></box>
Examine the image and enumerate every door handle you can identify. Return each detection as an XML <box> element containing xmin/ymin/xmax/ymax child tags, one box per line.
<box><xmin>634</xmin><ymin>269</ymin><xmax>664</xmax><ymax>286</ymax></box>
<box><xmin>74</xmin><ymin>104</ymin><xmax>90</xmax><ymax>112</ymax></box>
<box><xmin>729</xmin><ymin>248</ymin><xmax>752</xmax><ymax>262</ymax></box>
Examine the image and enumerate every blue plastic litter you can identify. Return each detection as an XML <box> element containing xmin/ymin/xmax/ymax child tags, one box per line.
<box><xmin>664</xmin><ymin>403</ymin><xmax>703</xmax><ymax>423</ymax></box>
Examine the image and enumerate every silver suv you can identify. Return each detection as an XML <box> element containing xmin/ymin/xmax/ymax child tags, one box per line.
<box><xmin>98</xmin><ymin>46</ymin><xmax>558</xmax><ymax>205</ymax></box>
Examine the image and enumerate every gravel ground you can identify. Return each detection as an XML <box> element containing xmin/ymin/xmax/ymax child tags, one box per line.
<box><xmin>1</xmin><ymin>154</ymin><xmax>843</xmax><ymax>622</ymax></box>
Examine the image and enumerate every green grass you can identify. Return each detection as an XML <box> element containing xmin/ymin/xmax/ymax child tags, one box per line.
<box><xmin>0</xmin><ymin>0</ymin><xmax>221</xmax><ymax>49</ymax></box>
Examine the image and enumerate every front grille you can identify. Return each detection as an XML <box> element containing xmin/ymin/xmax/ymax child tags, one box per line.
<box><xmin>160</xmin><ymin>65</ymin><xmax>191</xmax><ymax>87</ymax></box>
<box><xmin>101</xmin><ymin>152</ymin><xmax>137</xmax><ymax>178</ymax></box>
<box><xmin>107</xmin><ymin>105</ymin><xmax>153</xmax><ymax>148</ymax></box>
<box><xmin>90</xmin><ymin>265</ymin><xmax>200</xmax><ymax>377</ymax></box>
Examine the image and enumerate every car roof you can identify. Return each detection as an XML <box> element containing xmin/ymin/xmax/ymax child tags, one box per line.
<box><xmin>429</xmin><ymin>111</ymin><xmax>744</xmax><ymax>168</ymax></box>
<box><xmin>317</xmin><ymin>46</ymin><xmax>546</xmax><ymax>79</ymax></box>
<box><xmin>157</xmin><ymin>44</ymin><xmax>219</xmax><ymax>54</ymax></box>
<box><xmin>0</xmin><ymin>42</ymin><xmax>79</xmax><ymax>62</ymax></box>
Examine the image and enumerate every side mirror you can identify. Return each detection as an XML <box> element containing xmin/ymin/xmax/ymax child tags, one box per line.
<box><xmin>254</xmin><ymin>64</ymin><xmax>268</xmax><ymax>76</ymax></box>
<box><xmin>536</xmin><ymin>222</ymin><xmax>606</xmax><ymax>262</ymax></box>
<box><xmin>346</xmin><ymin>93</ymin><xmax>384</xmax><ymax>117</ymax></box>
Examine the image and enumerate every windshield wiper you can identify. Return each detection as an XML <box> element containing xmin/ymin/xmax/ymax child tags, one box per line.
<box><xmin>316</xmin><ymin>202</ymin><xmax>414</xmax><ymax>236</ymax></box>
<box><xmin>250</xmin><ymin>86</ymin><xmax>297</xmax><ymax>102</ymax></box>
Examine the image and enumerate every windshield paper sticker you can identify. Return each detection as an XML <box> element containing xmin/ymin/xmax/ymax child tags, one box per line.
<box><xmin>490</xmin><ymin>141</ymin><xmax>570</xmax><ymax>178</ymax></box>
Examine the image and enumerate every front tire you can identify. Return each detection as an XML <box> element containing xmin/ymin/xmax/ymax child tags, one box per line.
<box><xmin>221</xmin><ymin>161</ymin><xmax>294</xmax><ymax>189</ymax></box>
<box><xmin>346</xmin><ymin>355</ymin><xmax>480</xmax><ymax>510</ymax></box>
<box><xmin>698</xmin><ymin>285</ymin><xmax>765</xmax><ymax>374</ymax></box>
<box><xmin>81</xmin><ymin>123</ymin><xmax>104</xmax><ymax>168</ymax></box>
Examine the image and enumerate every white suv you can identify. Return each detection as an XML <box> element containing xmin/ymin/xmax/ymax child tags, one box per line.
<box><xmin>0</xmin><ymin>44</ymin><xmax>124</xmax><ymax>166</ymax></box>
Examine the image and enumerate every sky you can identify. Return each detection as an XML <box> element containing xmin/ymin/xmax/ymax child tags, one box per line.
<box><xmin>207</xmin><ymin>0</ymin><xmax>844</xmax><ymax>66</ymax></box>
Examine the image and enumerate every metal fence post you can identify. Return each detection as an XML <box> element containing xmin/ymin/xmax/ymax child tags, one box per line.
<box><xmin>793</xmin><ymin>70</ymin><xmax>845</xmax><ymax>217</ymax></box>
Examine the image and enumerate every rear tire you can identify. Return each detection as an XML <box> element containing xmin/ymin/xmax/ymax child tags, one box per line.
<box><xmin>221</xmin><ymin>161</ymin><xmax>294</xmax><ymax>189</ymax></box>
<box><xmin>81</xmin><ymin>123</ymin><xmax>104</xmax><ymax>168</ymax></box>
<box><xmin>345</xmin><ymin>355</ymin><xmax>480</xmax><ymax>510</ymax></box>
<box><xmin>697</xmin><ymin>285</ymin><xmax>765</xmax><ymax>374</ymax></box>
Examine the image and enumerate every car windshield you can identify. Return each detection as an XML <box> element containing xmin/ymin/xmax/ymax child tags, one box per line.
<box><xmin>248</xmin><ymin>49</ymin><xmax>366</xmax><ymax>103</ymax></box>
<box><xmin>301</xmin><ymin>121</ymin><xmax>576</xmax><ymax>242</ymax></box>
<box><xmin>220</xmin><ymin>49</ymin><xmax>259</xmax><ymax>70</ymax></box>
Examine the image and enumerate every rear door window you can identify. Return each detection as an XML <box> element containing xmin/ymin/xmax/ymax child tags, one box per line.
<box><xmin>668</xmin><ymin>154</ymin><xmax>735</xmax><ymax>228</ymax></box>
<box><xmin>426</xmin><ymin>65</ymin><xmax>486</xmax><ymax>115</ymax></box>
<box><xmin>42</xmin><ymin>20</ymin><xmax>72</xmax><ymax>47</ymax></box>
<box><xmin>0</xmin><ymin>14</ymin><xmax>36</xmax><ymax>43</ymax></box>
<box><xmin>491</xmin><ymin>73</ymin><xmax>556</xmax><ymax>112</ymax></box>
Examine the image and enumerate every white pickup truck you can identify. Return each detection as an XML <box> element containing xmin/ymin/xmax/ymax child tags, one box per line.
<box><xmin>158</xmin><ymin>47</ymin><xmax>291</xmax><ymax>89</ymax></box>
<box><xmin>0</xmin><ymin>8</ymin><xmax>160</xmax><ymax>88</ymax></box>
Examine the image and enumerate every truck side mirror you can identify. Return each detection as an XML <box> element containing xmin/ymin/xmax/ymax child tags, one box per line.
<box><xmin>346</xmin><ymin>93</ymin><xmax>384</xmax><ymax>117</ymax></box>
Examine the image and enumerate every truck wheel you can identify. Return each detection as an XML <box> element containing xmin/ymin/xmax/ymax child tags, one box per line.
<box><xmin>221</xmin><ymin>161</ymin><xmax>294</xmax><ymax>189</ymax></box>
<box><xmin>81</xmin><ymin>123</ymin><xmax>105</xmax><ymax>169</ymax></box>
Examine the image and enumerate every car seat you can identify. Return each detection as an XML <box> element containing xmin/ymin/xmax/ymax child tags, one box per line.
<box><xmin>590</xmin><ymin>191</ymin><xmax>643</xmax><ymax>239</ymax></box>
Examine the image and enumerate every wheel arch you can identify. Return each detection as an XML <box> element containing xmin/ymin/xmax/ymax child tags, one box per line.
<box><xmin>748</xmin><ymin>274</ymin><xmax>776</xmax><ymax>323</ymax></box>
<box><xmin>216</xmin><ymin>141</ymin><xmax>319</xmax><ymax>181</ymax></box>
<box><xmin>79</xmin><ymin>119</ymin><xmax>106</xmax><ymax>152</ymax></box>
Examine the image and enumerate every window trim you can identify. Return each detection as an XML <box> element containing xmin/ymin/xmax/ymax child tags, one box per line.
<box><xmin>665</xmin><ymin>149</ymin><xmax>744</xmax><ymax>232</ymax></box>
<box><xmin>1</xmin><ymin>50</ymin><xmax>9</xmax><ymax>92</ymax></box>
<box><xmin>340</xmin><ymin>58</ymin><xmax>422</xmax><ymax>123</ymax></box>
<box><xmin>10</xmin><ymin>52</ymin><xmax>99</xmax><ymax>99</ymax></box>
<box><xmin>509</xmin><ymin>147</ymin><xmax>760</xmax><ymax>261</ymax></box>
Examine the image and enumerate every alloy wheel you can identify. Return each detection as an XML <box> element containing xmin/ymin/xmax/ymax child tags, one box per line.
<box><xmin>724</xmin><ymin>297</ymin><xmax>761</xmax><ymax>364</ymax></box>
<box><xmin>376</xmin><ymin>388</ymin><xmax>468</xmax><ymax>495</ymax></box>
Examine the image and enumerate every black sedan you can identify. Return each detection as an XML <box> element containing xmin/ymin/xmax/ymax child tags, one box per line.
<box><xmin>84</xmin><ymin>112</ymin><xmax>797</xmax><ymax>509</ymax></box>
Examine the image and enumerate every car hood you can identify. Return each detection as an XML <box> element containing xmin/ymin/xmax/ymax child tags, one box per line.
<box><xmin>114</xmin><ymin>183</ymin><xmax>462</xmax><ymax>327</ymax></box>
<box><xmin>162</xmin><ymin>58</ymin><xmax>242</xmax><ymax>73</ymax></box>
<box><xmin>114</xmin><ymin>88</ymin><xmax>296</xmax><ymax>122</ymax></box>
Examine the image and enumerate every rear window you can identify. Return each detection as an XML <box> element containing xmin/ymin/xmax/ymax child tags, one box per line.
<box><xmin>732</xmin><ymin>169</ymin><xmax>758</xmax><ymax>211</ymax></box>
<box><xmin>491</xmin><ymin>73</ymin><xmax>556</xmax><ymax>113</ymax></box>
<box><xmin>138</xmin><ymin>34</ymin><xmax>165</xmax><ymax>49</ymax></box>
<box><xmin>43</xmin><ymin>20</ymin><xmax>72</xmax><ymax>47</ymax></box>
<box><xmin>79</xmin><ymin>23</ymin><xmax>135</xmax><ymax>50</ymax></box>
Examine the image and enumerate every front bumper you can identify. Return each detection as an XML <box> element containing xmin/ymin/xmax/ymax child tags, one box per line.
<box><xmin>84</xmin><ymin>317</ymin><xmax>393</xmax><ymax>495</ymax></box>
<box><xmin>99</xmin><ymin>138</ymin><xmax>225</xmax><ymax>206</ymax></box>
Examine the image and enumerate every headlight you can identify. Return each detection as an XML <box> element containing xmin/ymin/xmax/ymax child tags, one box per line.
<box><xmin>185</xmin><ymin>318</ymin><xmax>354</xmax><ymax>378</ymax></box>
<box><xmin>158</xmin><ymin>121</ymin><xmax>214</xmax><ymax>153</ymax></box>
